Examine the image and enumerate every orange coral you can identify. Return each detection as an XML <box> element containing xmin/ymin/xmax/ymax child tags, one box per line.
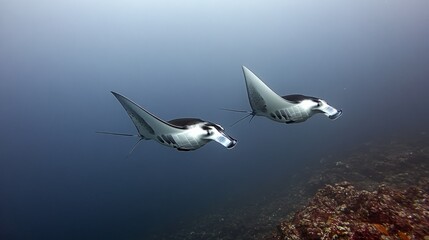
<box><xmin>373</xmin><ymin>223</ymin><xmax>389</xmax><ymax>235</ymax></box>
<box><xmin>398</xmin><ymin>231</ymin><xmax>410</xmax><ymax>240</ymax></box>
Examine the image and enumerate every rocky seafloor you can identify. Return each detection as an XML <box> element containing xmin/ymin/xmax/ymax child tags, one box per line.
<box><xmin>273</xmin><ymin>182</ymin><xmax>429</xmax><ymax>239</ymax></box>
<box><xmin>152</xmin><ymin>134</ymin><xmax>429</xmax><ymax>240</ymax></box>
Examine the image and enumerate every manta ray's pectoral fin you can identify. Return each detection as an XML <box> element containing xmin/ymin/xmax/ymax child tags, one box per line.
<box><xmin>242</xmin><ymin>66</ymin><xmax>295</xmax><ymax>113</ymax></box>
<box><xmin>111</xmin><ymin>92</ymin><xmax>184</xmax><ymax>139</ymax></box>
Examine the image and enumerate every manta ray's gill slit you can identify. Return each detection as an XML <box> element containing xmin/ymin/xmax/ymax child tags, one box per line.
<box><xmin>280</xmin><ymin>110</ymin><xmax>288</xmax><ymax>120</ymax></box>
<box><xmin>161</xmin><ymin>135</ymin><xmax>171</xmax><ymax>144</ymax></box>
<box><xmin>167</xmin><ymin>135</ymin><xmax>177</xmax><ymax>145</ymax></box>
<box><xmin>157</xmin><ymin>136</ymin><xmax>165</xmax><ymax>143</ymax></box>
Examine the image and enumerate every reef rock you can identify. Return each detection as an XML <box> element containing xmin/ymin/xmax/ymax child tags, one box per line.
<box><xmin>273</xmin><ymin>181</ymin><xmax>429</xmax><ymax>240</ymax></box>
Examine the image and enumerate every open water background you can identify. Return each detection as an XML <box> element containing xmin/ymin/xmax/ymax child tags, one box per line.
<box><xmin>1</xmin><ymin>1</ymin><xmax>428</xmax><ymax>239</ymax></box>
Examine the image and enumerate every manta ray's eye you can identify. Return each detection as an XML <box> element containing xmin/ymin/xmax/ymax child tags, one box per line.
<box><xmin>202</xmin><ymin>125</ymin><xmax>213</xmax><ymax>136</ymax></box>
<box><xmin>205</xmin><ymin>129</ymin><xmax>214</xmax><ymax>136</ymax></box>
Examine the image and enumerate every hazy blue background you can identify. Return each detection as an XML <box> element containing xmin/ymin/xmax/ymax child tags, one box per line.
<box><xmin>1</xmin><ymin>0</ymin><xmax>428</xmax><ymax>239</ymax></box>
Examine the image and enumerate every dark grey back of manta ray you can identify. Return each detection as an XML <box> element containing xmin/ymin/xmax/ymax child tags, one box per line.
<box><xmin>282</xmin><ymin>94</ymin><xmax>320</xmax><ymax>104</ymax></box>
<box><xmin>169</xmin><ymin>118</ymin><xmax>225</xmax><ymax>132</ymax></box>
<box><xmin>168</xmin><ymin>118</ymin><xmax>205</xmax><ymax>128</ymax></box>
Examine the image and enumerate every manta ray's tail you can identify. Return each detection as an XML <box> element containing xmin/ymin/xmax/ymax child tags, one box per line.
<box><xmin>96</xmin><ymin>131</ymin><xmax>143</xmax><ymax>158</ymax></box>
<box><xmin>220</xmin><ymin>108</ymin><xmax>256</xmax><ymax>126</ymax></box>
<box><xmin>96</xmin><ymin>131</ymin><xmax>136</xmax><ymax>137</ymax></box>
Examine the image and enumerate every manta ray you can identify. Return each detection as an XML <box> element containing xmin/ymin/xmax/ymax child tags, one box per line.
<box><xmin>98</xmin><ymin>92</ymin><xmax>237</xmax><ymax>154</ymax></box>
<box><xmin>225</xmin><ymin>66</ymin><xmax>343</xmax><ymax>125</ymax></box>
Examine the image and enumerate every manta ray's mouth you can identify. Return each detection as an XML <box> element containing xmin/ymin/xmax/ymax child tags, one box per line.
<box><xmin>328</xmin><ymin>110</ymin><xmax>343</xmax><ymax>120</ymax></box>
<box><xmin>319</xmin><ymin>104</ymin><xmax>343</xmax><ymax>120</ymax></box>
<box><xmin>227</xmin><ymin>139</ymin><xmax>238</xmax><ymax>149</ymax></box>
<box><xmin>214</xmin><ymin>134</ymin><xmax>237</xmax><ymax>149</ymax></box>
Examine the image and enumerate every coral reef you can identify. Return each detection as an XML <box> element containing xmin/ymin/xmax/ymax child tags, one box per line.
<box><xmin>273</xmin><ymin>181</ymin><xmax>429</xmax><ymax>240</ymax></box>
<box><xmin>306</xmin><ymin>137</ymin><xmax>429</xmax><ymax>193</ymax></box>
<box><xmin>271</xmin><ymin>136</ymin><xmax>429</xmax><ymax>240</ymax></box>
<box><xmin>152</xmin><ymin>135</ymin><xmax>429</xmax><ymax>240</ymax></box>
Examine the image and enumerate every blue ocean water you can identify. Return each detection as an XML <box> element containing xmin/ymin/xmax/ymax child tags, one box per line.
<box><xmin>1</xmin><ymin>1</ymin><xmax>428</xmax><ymax>239</ymax></box>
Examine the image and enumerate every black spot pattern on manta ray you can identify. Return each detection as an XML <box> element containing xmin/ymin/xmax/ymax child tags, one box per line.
<box><xmin>282</xmin><ymin>94</ymin><xmax>320</xmax><ymax>104</ymax></box>
<box><xmin>168</xmin><ymin>118</ymin><xmax>205</xmax><ymax>128</ymax></box>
